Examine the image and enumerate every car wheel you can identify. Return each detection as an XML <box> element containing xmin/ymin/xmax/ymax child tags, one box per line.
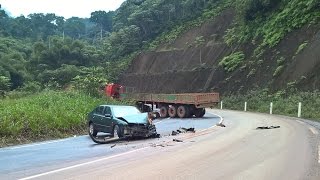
<box><xmin>112</xmin><ymin>125</ymin><xmax>123</xmax><ymax>138</ymax></box>
<box><xmin>89</xmin><ymin>123</ymin><xmax>97</xmax><ymax>137</ymax></box>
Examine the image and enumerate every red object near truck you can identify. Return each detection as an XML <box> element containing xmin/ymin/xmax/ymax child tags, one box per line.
<box><xmin>105</xmin><ymin>84</ymin><xmax>220</xmax><ymax>118</ymax></box>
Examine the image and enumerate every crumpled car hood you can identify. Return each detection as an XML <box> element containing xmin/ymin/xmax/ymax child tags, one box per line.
<box><xmin>118</xmin><ymin>113</ymin><xmax>148</xmax><ymax>124</ymax></box>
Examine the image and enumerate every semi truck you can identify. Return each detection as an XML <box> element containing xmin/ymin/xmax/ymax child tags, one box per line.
<box><xmin>105</xmin><ymin>84</ymin><xmax>220</xmax><ymax>118</ymax></box>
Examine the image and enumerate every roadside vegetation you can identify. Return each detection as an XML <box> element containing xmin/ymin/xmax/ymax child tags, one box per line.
<box><xmin>0</xmin><ymin>91</ymin><xmax>131</xmax><ymax>147</ymax></box>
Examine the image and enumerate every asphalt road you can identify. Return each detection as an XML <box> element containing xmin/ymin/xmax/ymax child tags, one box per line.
<box><xmin>1</xmin><ymin>110</ymin><xmax>320</xmax><ymax>180</ymax></box>
<box><xmin>0</xmin><ymin>113</ymin><xmax>219</xmax><ymax>180</ymax></box>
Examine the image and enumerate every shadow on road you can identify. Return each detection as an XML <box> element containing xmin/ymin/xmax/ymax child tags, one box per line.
<box><xmin>89</xmin><ymin>134</ymin><xmax>158</xmax><ymax>146</ymax></box>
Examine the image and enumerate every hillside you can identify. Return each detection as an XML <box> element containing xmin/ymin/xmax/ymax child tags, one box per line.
<box><xmin>119</xmin><ymin>0</ymin><xmax>320</xmax><ymax>95</ymax></box>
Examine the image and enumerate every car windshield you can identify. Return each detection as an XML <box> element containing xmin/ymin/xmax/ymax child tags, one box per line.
<box><xmin>112</xmin><ymin>106</ymin><xmax>141</xmax><ymax>117</ymax></box>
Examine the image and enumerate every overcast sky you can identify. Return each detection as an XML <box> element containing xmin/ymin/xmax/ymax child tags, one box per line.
<box><xmin>0</xmin><ymin>0</ymin><xmax>126</xmax><ymax>19</ymax></box>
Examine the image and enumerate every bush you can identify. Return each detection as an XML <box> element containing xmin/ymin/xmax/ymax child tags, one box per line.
<box><xmin>273</xmin><ymin>65</ymin><xmax>284</xmax><ymax>77</ymax></box>
<box><xmin>219</xmin><ymin>51</ymin><xmax>245</xmax><ymax>72</ymax></box>
<box><xmin>296</xmin><ymin>42</ymin><xmax>308</xmax><ymax>55</ymax></box>
<box><xmin>0</xmin><ymin>91</ymin><xmax>128</xmax><ymax>146</ymax></box>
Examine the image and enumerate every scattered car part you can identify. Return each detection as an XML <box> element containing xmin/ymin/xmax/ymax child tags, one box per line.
<box><xmin>256</xmin><ymin>126</ymin><xmax>280</xmax><ymax>129</ymax></box>
<box><xmin>111</xmin><ymin>144</ymin><xmax>116</xmax><ymax>148</ymax></box>
<box><xmin>173</xmin><ymin>139</ymin><xmax>183</xmax><ymax>142</ymax></box>
<box><xmin>217</xmin><ymin>123</ymin><xmax>226</xmax><ymax>127</ymax></box>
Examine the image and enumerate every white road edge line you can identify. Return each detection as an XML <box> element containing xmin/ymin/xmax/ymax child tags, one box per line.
<box><xmin>309</xmin><ymin>127</ymin><xmax>319</xmax><ymax>135</ymax></box>
<box><xmin>198</xmin><ymin>111</ymin><xmax>224</xmax><ymax>133</ymax></box>
<box><xmin>9</xmin><ymin>139</ymin><xmax>70</xmax><ymax>150</ymax></box>
<box><xmin>296</xmin><ymin>120</ymin><xmax>305</xmax><ymax>125</ymax></box>
<box><xmin>318</xmin><ymin>145</ymin><xmax>320</xmax><ymax>164</ymax></box>
<box><xmin>19</xmin><ymin>147</ymin><xmax>148</xmax><ymax>180</ymax></box>
<box><xmin>154</xmin><ymin>120</ymin><xmax>163</xmax><ymax>125</ymax></box>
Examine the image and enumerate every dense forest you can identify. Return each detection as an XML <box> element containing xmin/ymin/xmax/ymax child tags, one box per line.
<box><xmin>0</xmin><ymin>0</ymin><xmax>224</xmax><ymax>96</ymax></box>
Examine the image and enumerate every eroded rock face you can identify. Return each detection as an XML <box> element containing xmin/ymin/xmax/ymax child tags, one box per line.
<box><xmin>119</xmin><ymin>8</ymin><xmax>320</xmax><ymax>94</ymax></box>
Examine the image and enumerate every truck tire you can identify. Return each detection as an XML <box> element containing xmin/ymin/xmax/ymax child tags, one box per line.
<box><xmin>177</xmin><ymin>105</ymin><xmax>190</xmax><ymax>118</ymax></box>
<box><xmin>168</xmin><ymin>105</ymin><xmax>178</xmax><ymax>118</ymax></box>
<box><xmin>160</xmin><ymin>106</ymin><xmax>169</xmax><ymax>118</ymax></box>
<box><xmin>194</xmin><ymin>108</ymin><xmax>205</xmax><ymax>118</ymax></box>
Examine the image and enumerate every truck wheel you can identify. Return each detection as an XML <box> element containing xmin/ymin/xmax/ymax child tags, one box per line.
<box><xmin>194</xmin><ymin>108</ymin><xmax>206</xmax><ymax>118</ymax></box>
<box><xmin>168</xmin><ymin>105</ymin><xmax>178</xmax><ymax>118</ymax></box>
<box><xmin>160</xmin><ymin>106</ymin><xmax>169</xmax><ymax>118</ymax></box>
<box><xmin>177</xmin><ymin>105</ymin><xmax>190</xmax><ymax>118</ymax></box>
<box><xmin>89</xmin><ymin>123</ymin><xmax>98</xmax><ymax>137</ymax></box>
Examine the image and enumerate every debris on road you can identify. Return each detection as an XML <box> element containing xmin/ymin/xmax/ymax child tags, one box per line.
<box><xmin>111</xmin><ymin>144</ymin><xmax>117</xmax><ymax>148</ymax></box>
<box><xmin>173</xmin><ymin>139</ymin><xmax>183</xmax><ymax>142</ymax></box>
<box><xmin>172</xmin><ymin>131</ymin><xmax>179</xmax><ymax>136</ymax></box>
<box><xmin>217</xmin><ymin>123</ymin><xmax>226</xmax><ymax>127</ymax></box>
<box><xmin>171</xmin><ymin>127</ymin><xmax>196</xmax><ymax>136</ymax></box>
<box><xmin>150</xmin><ymin>143</ymin><xmax>170</xmax><ymax>148</ymax></box>
<box><xmin>256</xmin><ymin>126</ymin><xmax>280</xmax><ymax>130</ymax></box>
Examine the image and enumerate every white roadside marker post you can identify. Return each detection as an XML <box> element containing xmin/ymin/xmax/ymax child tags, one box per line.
<box><xmin>270</xmin><ymin>102</ymin><xmax>273</xmax><ymax>115</ymax></box>
<box><xmin>244</xmin><ymin>102</ymin><xmax>247</xmax><ymax>112</ymax></box>
<box><xmin>220</xmin><ymin>101</ymin><xmax>223</xmax><ymax>110</ymax></box>
<box><xmin>298</xmin><ymin>102</ymin><xmax>302</xmax><ymax>118</ymax></box>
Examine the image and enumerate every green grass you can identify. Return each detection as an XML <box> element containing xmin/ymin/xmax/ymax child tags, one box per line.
<box><xmin>296</xmin><ymin>41</ymin><xmax>308</xmax><ymax>55</ymax></box>
<box><xmin>224</xmin><ymin>0</ymin><xmax>320</xmax><ymax>48</ymax></box>
<box><xmin>219</xmin><ymin>51</ymin><xmax>245</xmax><ymax>72</ymax></box>
<box><xmin>0</xmin><ymin>91</ymin><xmax>127</xmax><ymax>147</ymax></box>
<box><xmin>220</xmin><ymin>91</ymin><xmax>320</xmax><ymax>121</ymax></box>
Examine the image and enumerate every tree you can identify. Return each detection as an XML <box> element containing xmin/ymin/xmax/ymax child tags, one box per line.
<box><xmin>0</xmin><ymin>76</ymin><xmax>11</xmax><ymax>91</ymax></box>
<box><xmin>90</xmin><ymin>11</ymin><xmax>114</xmax><ymax>40</ymax></box>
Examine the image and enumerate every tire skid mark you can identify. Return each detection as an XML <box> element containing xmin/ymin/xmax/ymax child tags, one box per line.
<box><xmin>296</xmin><ymin>120</ymin><xmax>305</xmax><ymax>125</ymax></box>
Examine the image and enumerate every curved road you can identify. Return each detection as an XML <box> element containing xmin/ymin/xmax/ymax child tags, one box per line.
<box><xmin>1</xmin><ymin>110</ymin><xmax>320</xmax><ymax>179</ymax></box>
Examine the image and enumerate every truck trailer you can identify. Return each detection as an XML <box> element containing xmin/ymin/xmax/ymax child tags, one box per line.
<box><xmin>105</xmin><ymin>84</ymin><xmax>220</xmax><ymax>118</ymax></box>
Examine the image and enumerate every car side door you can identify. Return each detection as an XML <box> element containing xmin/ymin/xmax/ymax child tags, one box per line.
<box><xmin>101</xmin><ymin>106</ymin><xmax>113</xmax><ymax>133</ymax></box>
<box><xmin>92</xmin><ymin>106</ymin><xmax>105</xmax><ymax>131</ymax></box>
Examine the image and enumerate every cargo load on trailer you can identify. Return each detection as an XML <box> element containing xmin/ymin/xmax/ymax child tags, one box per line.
<box><xmin>105</xmin><ymin>84</ymin><xmax>220</xmax><ymax>118</ymax></box>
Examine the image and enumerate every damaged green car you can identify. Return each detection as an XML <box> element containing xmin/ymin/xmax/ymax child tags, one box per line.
<box><xmin>87</xmin><ymin>105</ymin><xmax>157</xmax><ymax>143</ymax></box>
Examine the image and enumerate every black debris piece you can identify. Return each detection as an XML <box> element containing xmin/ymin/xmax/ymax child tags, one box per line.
<box><xmin>111</xmin><ymin>144</ymin><xmax>116</xmax><ymax>148</ymax></box>
<box><xmin>173</xmin><ymin>139</ymin><xmax>183</xmax><ymax>142</ymax></box>
<box><xmin>256</xmin><ymin>126</ymin><xmax>280</xmax><ymax>130</ymax></box>
<box><xmin>217</xmin><ymin>123</ymin><xmax>226</xmax><ymax>127</ymax></box>
<box><xmin>186</xmin><ymin>128</ymin><xmax>195</xmax><ymax>132</ymax></box>
<box><xmin>172</xmin><ymin>131</ymin><xmax>179</xmax><ymax>136</ymax></box>
<box><xmin>171</xmin><ymin>127</ymin><xmax>195</xmax><ymax>136</ymax></box>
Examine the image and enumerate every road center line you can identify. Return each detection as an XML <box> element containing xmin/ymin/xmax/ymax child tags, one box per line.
<box><xmin>19</xmin><ymin>147</ymin><xmax>149</xmax><ymax>180</ymax></box>
<box><xmin>296</xmin><ymin>120</ymin><xmax>305</xmax><ymax>125</ymax></box>
<box><xmin>309</xmin><ymin>127</ymin><xmax>319</xmax><ymax>135</ymax></box>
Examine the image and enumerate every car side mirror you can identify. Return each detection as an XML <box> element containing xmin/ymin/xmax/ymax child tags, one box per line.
<box><xmin>105</xmin><ymin>114</ymin><xmax>112</xmax><ymax>118</ymax></box>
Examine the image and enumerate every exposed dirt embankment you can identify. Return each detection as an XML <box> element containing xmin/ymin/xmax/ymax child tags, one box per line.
<box><xmin>119</xmin><ymin>9</ymin><xmax>320</xmax><ymax>94</ymax></box>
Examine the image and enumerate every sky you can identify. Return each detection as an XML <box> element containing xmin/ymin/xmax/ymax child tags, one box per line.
<box><xmin>0</xmin><ymin>0</ymin><xmax>126</xmax><ymax>19</ymax></box>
